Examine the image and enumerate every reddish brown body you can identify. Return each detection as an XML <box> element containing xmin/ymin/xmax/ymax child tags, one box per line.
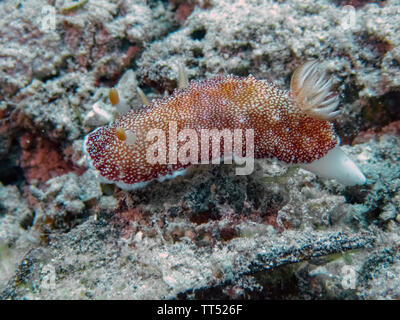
<box><xmin>84</xmin><ymin>75</ymin><xmax>337</xmax><ymax>187</ymax></box>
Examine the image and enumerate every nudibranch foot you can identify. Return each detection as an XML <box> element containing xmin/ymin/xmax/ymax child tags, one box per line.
<box><xmin>301</xmin><ymin>144</ymin><xmax>366</xmax><ymax>186</ymax></box>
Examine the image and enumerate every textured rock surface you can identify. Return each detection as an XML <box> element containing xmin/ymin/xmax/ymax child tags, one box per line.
<box><xmin>0</xmin><ymin>221</ymin><xmax>374</xmax><ymax>299</ymax></box>
<box><xmin>137</xmin><ymin>0</ymin><xmax>400</xmax><ymax>141</ymax></box>
<box><xmin>0</xmin><ymin>0</ymin><xmax>399</xmax><ymax>299</ymax></box>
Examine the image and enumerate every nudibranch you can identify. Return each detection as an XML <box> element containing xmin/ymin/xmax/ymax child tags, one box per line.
<box><xmin>83</xmin><ymin>61</ymin><xmax>366</xmax><ymax>190</ymax></box>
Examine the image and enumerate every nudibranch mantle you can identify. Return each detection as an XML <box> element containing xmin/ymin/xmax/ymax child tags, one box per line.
<box><xmin>84</xmin><ymin>62</ymin><xmax>366</xmax><ymax>189</ymax></box>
